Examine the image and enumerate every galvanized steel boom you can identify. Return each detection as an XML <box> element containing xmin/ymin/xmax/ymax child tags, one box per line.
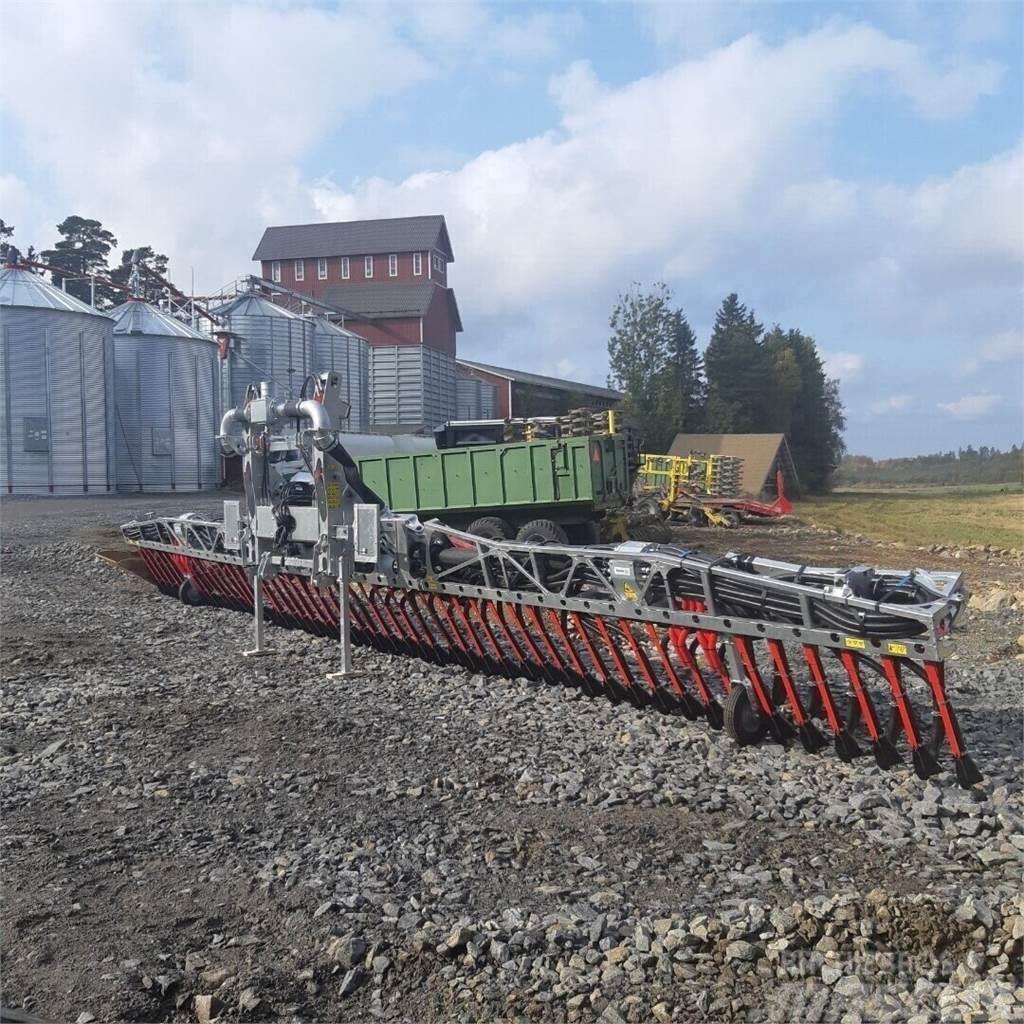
<box><xmin>121</xmin><ymin>373</ymin><xmax>982</xmax><ymax>788</ymax></box>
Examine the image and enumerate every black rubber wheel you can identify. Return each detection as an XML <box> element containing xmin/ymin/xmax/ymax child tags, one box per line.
<box><xmin>724</xmin><ymin>685</ymin><xmax>768</xmax><ymax>745</ymax></box>
<box><xmin>178</xmin><ymin>578</ymin><xmax>204</xmax><ymax>606</ymax></box>
<box><xmin>722</xmin><ymin>509</ymin><xmax>741</xmax><ymax>528</ymax></box>
<box><xmin>514</xmin><ymin>519</ymin><xmax>569</xmax><ymax>545</ymax></box>
<box><xmin>636</xmin><ymin>497</ymin><xmax>663</xmax><ymax>518</ymax></box>
<box><xmin>467</xmin><ymin>515</ymin><xmax>514</xmax><ymax>540</ymax></box>
<box><xmin>688</xmin><ymin>507</ymin><xmax>707</xmax><ymax>527</ymax></box>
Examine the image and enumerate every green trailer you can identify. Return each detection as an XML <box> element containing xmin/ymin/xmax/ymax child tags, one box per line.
<box><xmin>353</xmin><ymin>434</ymin><xmax>631</xmax><ymax>543</ymax></box>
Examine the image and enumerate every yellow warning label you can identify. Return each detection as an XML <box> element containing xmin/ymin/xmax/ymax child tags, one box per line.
<box><xmin>887</xmin><ymin>642</ymin><xmax>908</xmax><ymax>656</ymax></box>
<box><xmin>622</xmin><ymin>582</ymin><xmax>638</xmax><ymax>601</ymax></box>
<box><xmin>425</xmin><ymin>575</ymin><xmax>439</xmax><ymax>590</ymax></box>
<box><xmin>844</xmin><ymin>637</ymin><xmax>866</xmax><ymax>650</ymax></box>
<box><xmin>326</xmin><ymin>481</ymin><xmax>341</xmax><ymax>510</ymax></box>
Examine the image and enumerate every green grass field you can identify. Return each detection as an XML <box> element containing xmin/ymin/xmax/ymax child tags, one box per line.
<box><xmin>795</xmin><ymin>482</ymin><xmax>1024</xmax><ymax>550</ymax></box>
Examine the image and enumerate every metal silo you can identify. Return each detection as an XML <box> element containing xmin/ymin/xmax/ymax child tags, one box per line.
<box><xmin>215</xmin><ymin>292</ymin><xmax>314</xmax><ymax>410</ymax></box>
<box><xmin>108</xmin><ymin>299</ymin><xmax>219</xmax><ymax>492</ymax></box>
<box><xmin>0</xmin><ymin>266</ymin><xmax>116</xmax><ymax>494</ymax></box>
<box><xmin>308</xmin><ymin>316</ymin><xmax>369</xmax><ymax>432</ymax></box>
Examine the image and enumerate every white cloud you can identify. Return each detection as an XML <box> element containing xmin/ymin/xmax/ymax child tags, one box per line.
<box><xmin>963</xmin><ymin>328</ymin><xmax>1023</xmax><ymax>372</ymax></box>
<box><xmin>820</xmin><ymin>351</ymin><xmax>865</xmax><ymax>382</ymax></box>
<box><xmin>869</xmin><ymin>394</ymin><xmax>913</xmax><ymax>414</ymax></box>
<box><xmin>938</xmin><ymin>393</ymin><xmax>1001</xmax><ymax>419</ymax></box>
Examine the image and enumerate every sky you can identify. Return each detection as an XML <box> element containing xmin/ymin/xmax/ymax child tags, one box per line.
<box><xmin>1</xmin><ymin>0</ymin><xmax>1021</xmax><ymax>457</ymax></box>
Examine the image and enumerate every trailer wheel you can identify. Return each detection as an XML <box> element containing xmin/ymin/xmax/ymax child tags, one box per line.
<box><xmin>515</xmin><ymin>519</ymin><xmax>569</xmax><ymax>545</ymax></box>
<box><xmin>467</xmin><ymin>516</ymin><xmax>514</xmax><ymax>540</ymax></box>
<box><xmin>722</xmin><ymin>509</ymin><xmax>741</xmax><ymax>528</ymax></box>
<box><xmin>724</xmin><ymin>685</ymin><xmax>768</xmax><ymax>746</ymax></box>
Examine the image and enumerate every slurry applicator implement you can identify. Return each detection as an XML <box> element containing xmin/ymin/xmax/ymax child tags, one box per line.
<box><xmin>121</xmin><ymin>374</ymin><xmax>982</xmax><ymax>788</ymax></box>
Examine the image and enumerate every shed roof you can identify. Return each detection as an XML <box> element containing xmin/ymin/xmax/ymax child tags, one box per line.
<box><xmin>107</xmin><ymin>298</ymin><xmax>209</xmax><ymax>340</ymax></box>
<box><xmin>0</xmin><ymin>266</ymin><xmax>110</xmax><ymax>316</ymax></box>
<box><xmin>321</xmin><ymin>282</ymin><xmax>462</xmax><ymax>332</ymax></box>
<box><xmin>667</xmin><ymin>433</ymin><xmax>800</xmax><ymax>496</ymax></box>
<box><xmin>253</xmin><ymin>215</ymin><xmax>453</xmax><ymax>262</ymax></box>
<box><xmin>456</xmin><ymin>359</ymin><xmax>624</xmax><ymax>402</ymax></box>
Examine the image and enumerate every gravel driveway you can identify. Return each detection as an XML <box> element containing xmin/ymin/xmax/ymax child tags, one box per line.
<box><xmin>2</xmin><ymin>494</ymin><xmax>1021</xmax><ymax>1023</ymax></box>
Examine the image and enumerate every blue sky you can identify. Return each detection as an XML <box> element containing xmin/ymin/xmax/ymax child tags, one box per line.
<box><xmin>2</xmin><ymin>0</ymin><xmax>1021</xmax><ymax>456</ymax></box>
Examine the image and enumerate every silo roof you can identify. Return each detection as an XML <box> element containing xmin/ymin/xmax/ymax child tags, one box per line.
<box><xmin>308</xmin><ymin>315</ymin><xmax>366</xmax><ymax>341</ymax></box>
<box><xmin>215</xmin><ymin>293</ymin><xmax>302</xmax><ymax>320</ymax></box>
<box><xmin>0</xmin><ymin>266</ymin><xmax>110</xmax><ymax>316</ymax></box>
<box><xmin>107</xmin><ymin>298</ymin><xmax>210</xmax><ymax>340</ymax></box>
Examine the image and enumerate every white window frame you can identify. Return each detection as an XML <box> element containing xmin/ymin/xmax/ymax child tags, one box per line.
<box><xmin>388</xmin><ymin>253</ymin><xmax>398</xmax><ymax>277</ymax></box>
<box><xmin>364</xmin><ymin>255</ymin><xmax>373</xmax><ymax>279</ymax></box>
<box><xmin>340</xmin><ymin>256</ymin><xmax>350</xmax><ymax>280</ymax></box>
<box><xmin>432</xmin><ymin>253</ymin><xmax>445</xmax><ymax>272</ymax></box>
<box><xmin>413</xmin><ymin>252</ymin><xmax>422</xmax><ymax>276</ymax></box>
<box><xmin>294</xmin><ymin>259</ymin><xmax>304</xmax><ymax>282</ymax></box>
<box><xmin>317</xmin><ymin>257</ymin><xmax>327</xmax><ymax>280</ymax></box>
<box><xmin>270</xmin><ymin>261</ymin><xmax>281</xmax><ymax>283</ymax></box>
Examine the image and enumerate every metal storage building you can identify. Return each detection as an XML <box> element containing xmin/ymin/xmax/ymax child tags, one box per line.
<box><xmin>308</xmin><ymin>316</ymin><xmax>369</xmax><ymax>432</ymax></box>
<box><xmin>0</xmin><ymin>266</ymin><xmax>116</xmax><ymax>494</ymax></box>
<box><xmin>369</xmin><ymin>345</ymin><xmax>456</xmax><ymax>434</ymax></box>
<box><xmin>456</xmin><ymin>375</ymin><xmax>497</xmax><ymax>420</ymax></box>
<box><xmin>215</xmin><ymin>292</ymin><xmax>314</xmax><ymax>410</ymax></box>
<box><xmin>108</xmin><ymin>299</ymin><xmax>220</xmax><ymax>492</ymax></box>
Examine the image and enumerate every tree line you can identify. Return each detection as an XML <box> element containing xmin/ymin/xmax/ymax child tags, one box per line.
<box><xmin>0</xmin><ymin>215</ymin><xmax>169</xmax><ymax>305</ymax></box>
<box><xmin>607</xmin><ymin>284</ymin><xmax>845</xmax><ymax>492</ymax></box>
<box><xmin>836</xmin><ymin>447</ymin><xmax>1023</xmax><ymax>487</ymax></box>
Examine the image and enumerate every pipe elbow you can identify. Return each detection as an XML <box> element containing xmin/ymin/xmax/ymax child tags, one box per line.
<box><xmin>218</xmin><ymin>406</ymin><xmax>249</xmax><ymax>455</ymax></box>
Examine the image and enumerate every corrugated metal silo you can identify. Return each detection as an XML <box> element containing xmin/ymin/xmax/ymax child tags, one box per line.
<box><xmin>0</xmin><ymin>267</ymin><xmax>116</xmax><ymax>494</ymax></box>
<box><xmin>215</xmin><ymin>292</ymin><xmax>314</xmax><ymax>410</ymax></box>
<box><xmin>308</xmin><ymin>316</ymin><xmax>369</xmax><ymax>432</ymax></box>
<box><xmin>108</xmin><ymin>299</ymin><xmax>220</xmax><ymax>492</ymax></box>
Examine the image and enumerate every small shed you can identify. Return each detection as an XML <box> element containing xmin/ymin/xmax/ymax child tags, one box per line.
<box><xmin>667</xmin><ymin>433</ymin><xmax>800</xmax><ymax>497</ymax></box>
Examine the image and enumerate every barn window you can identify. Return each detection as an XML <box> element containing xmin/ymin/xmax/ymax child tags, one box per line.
<box><xmin>271</xmin><ymin>261</ymin><xmax>281</xmax><ymax>283</ymax></box>
<box><xmin>432</xmin><ymin>253</ymin><xmax>445</xmax><ymax>272</ymax></box>
<box><xmin>317</xmin><ymin>257</ymin><xmax>327</xmax><ymax>280</ymax></box>
<box><xmin>413</xmin><ymin>252</ymin><xmax>422</xmax><ymax>276</ymax></box>
<box><xmin>294</xmin><ymin>260</ymin><xmax>304</xmax><ymax>282</ymax></box>
<box><xmin>365</xmin><ymin>255</ymin><xmax>374</xmax><ymax>278</ymax></box>
<box><xmin>388</xmin><ymin>254</ymin><xmax>398</xmax><ymax>277</ymax></box>
<box><xmin>340</xmin><ymin>256</ymin><xmax>349</xmax><ymax>279</ymax></box>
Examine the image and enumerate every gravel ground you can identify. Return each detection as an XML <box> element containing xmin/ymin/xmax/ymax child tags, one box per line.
<box><xmin>1</xmin><ymin>495</ymin><xmax>1022</xmax><ymax>1024</ymax></box>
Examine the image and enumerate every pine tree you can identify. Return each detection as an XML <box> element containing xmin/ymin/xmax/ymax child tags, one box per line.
<box><xmin>703</xmin><ymin>294</ymin><xmax>771</xmax><ymax>432</ymax></box>
<box><xmin>40</xmin><ymin>216</ymin><xmax>117</xmax><ymax>304</ymax></box>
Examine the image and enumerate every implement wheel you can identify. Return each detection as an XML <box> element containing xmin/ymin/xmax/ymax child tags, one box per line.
<box><xmin>467</xmin><ymin>516</ymin><xmax>514</xmax><ymax>541</ymax></box>
<box><xmin>515</xmin><ymin>519</ymin><xmax>569</xmax><ymax>545</ymax></box>
<box><xmin>178</xmin><ymin>578</ymin><xmax>205</xmax><ymax>606</ymax></box>
<box><xmin>724</xmin><ymin>685</ymin><xmax>768</xmax><ymax>746</ymax></box>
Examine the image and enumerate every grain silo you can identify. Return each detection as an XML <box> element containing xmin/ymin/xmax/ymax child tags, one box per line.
<box><xmin>0</xmin><ymin>266</ymin><xmax>116</xmax><ymax>494</ymax></box>
<box><xmin>108</xmin><ymin>299</ymin><xmax>219</xmax><ymax>492</ymax></box>
<box><xmin>308</xmin><ymin>316</ymin><xmax>369</xmax><ymax>432</ymax></box>
<box><xmin>215</xmin><ymin>292</ymin><xmax>314</xmax><ymax>410</ymax></box>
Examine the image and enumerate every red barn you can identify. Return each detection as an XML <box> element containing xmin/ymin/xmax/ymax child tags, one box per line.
<box><xmin>253</xmin><ymin>216</ymin><xmax>461</xmax><ymax>432</ymax></box>
<box><xmin>251</xmin><ymin>215</ymin><xmax>461</xmax><ymax>353</ymax></box>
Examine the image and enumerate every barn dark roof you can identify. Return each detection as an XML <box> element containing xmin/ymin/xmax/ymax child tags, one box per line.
<box><xmin>322</xmin><ymin>282</ymin><xmax>462</xmax><ymax>331</ymax></box>
<box><xmin>457</xmin><ymin>359</ymin><xmax>624</xmax><ymax>402</ymax></box>
<box><xmin>253</xmin><ymin>215</ymin><xmax>453</xmax><ymax>262</ymax></box>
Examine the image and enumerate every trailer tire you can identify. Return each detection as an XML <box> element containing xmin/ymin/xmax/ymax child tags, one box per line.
<box><xmin>467</xmin><ymin>516</ymin><xmax>514</xmax><ymax>540</ymax></box>
<box><xmin>722</xmin><ymin>509</ymin><xmax>741</xmax><ymax>528</ymax></box>
<box><xmin>724</xmin><ymin>685</ymin><xmax>768</xmax><ymax>746</ymax></box>
<box><xmin>515</xmin><ymin>519</ymin><xmax>569</xmax><ymax>545</ymax></box>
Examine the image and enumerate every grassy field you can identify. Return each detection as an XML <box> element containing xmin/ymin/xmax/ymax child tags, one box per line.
<box><xmin>795</xmin><ymin>482</ymin><xmax>1024</xmax><ymax>550</ymax></box>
